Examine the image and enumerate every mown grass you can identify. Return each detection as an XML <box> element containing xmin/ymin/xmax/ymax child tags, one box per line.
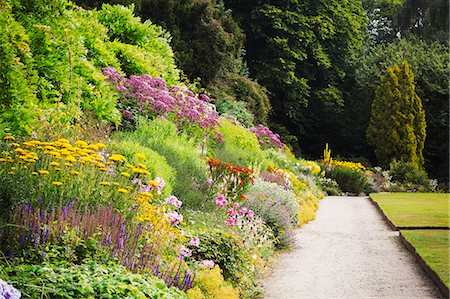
<box><xmin>401</xmin><ymin>230</ymin><xmax>449</xmax><ymax>288</ymax></box>
<box><xmin>370</xmin><ymin>193</ymin><xmax>449</xmax><ymax>228</ymax></box>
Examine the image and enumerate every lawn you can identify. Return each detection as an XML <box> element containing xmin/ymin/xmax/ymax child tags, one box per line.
<box><xmin>370</xmin><ymin>193</ymin><xmax>449</xmax><ymax>228</ymax></box>
<box><xmin>401</xmin><ymin>230</ymin><xmax>449</xmax><ymax>288</ymax></box>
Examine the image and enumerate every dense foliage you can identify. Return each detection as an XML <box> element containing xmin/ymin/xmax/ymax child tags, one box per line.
<box><xmin>366</xmin><ymin>61</ymin><xmax>426</xmax><ymax>169</ymax></box>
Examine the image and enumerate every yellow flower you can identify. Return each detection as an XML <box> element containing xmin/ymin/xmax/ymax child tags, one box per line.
<box><xmin>0</xmin><ymin>158</ymin><xmax>6</xmax><ymax>162</ymax></box>
<box><xmin>112</xmin><ymin>182</ymin><xmax>120</xmax><ymax>186</ymax></box>
<box><xmin>96</xmin><ymin>142</ymin><xmax>106</xmax><ymax>149</ymax></box>
<box><xmin>54</xmin><ymin>168</ymin><xmax>62</xmax><ymax>171</ymax></box>
<box><xmin>57</xmin><ymin>138</ymin><xmax>69</xmax><ymax>143</ymax></box>
<box><xmin>32</xmin><ymin>172</ymin><xmax>38</xmax><ymax>175</ymax></box>
<box><xmin>8</xmin><ymin>171</ymin><xmax>15</xmax><ymax>175</ymax></box>
<box><xmin>100</xmin><ymin>182</ymin><xmax>111</xmax><ymax>186</ymax></box>
<box><xmin>120</xmin><ymin>172</ymin><xmax>131</xmax><ymax>177</ymax></box>
<box><xmin>108</xmin><ymin>154</ymin><xmax>127</xmax><ymax>162</ymax></box>
<box><xmin>52</xmin><ymin>181</ymin><xmax>63</xmax><ymax>186</ymax></box>
<box><xmin>50</xmin><ymin>161</ymin><xmax>60</xmax><ymax>167</ymax></box>
<box><xmin>65</xmin><ymin>156</ymin><xmax>77</xmax><ymax>163</ymax></box>
<box><xmin>106</xmin><ymin>161</ymin><xmax>114</xmax><ymax>166</ymax></box>
<box><xmin>140</xmin><ymin>192</ymin><xmax>153</xmax><ymax>198</ymax></box>
<box><xmin>147</xmin><ymin>180</ymin><xmax>159</xmax><ymax>187</ymax></box>
<box><xmin>38</xmin><ymin>170</ymin><xmax>49</xmax><ymax>175</ymax></box>
<box><xmin>3</xmin><ymin>135</ymin><xmax>15</xmax><ymax>140</ymax></box>
<box><xmin>136</xmin><ymin>163</ymin><xmax>147</xmax><ymax>169</ymax></box>
<box><xmin>48</xmin><ymin>151</ymin><xmax>61</xmax><ymax>157</ymax></box>
<box><xmin>65</xmin><ymin>163</ymin><xmax>74</xmax><ymax>167</ymax></box>
<box><xmin>69</xmin><ymin>170</ymin><xmax>80</xmax><ymax>175</ymax></box>
<box><xmin>11</xmin><ymin>143</ymin><xmax>20</xmax><ymax>147</ymax></box>
<box><xmin>135</xmin><ymin>153</ymin><xmax>146</xmax><ymax>160</ymax></box>
<box><xmin>117</xmin><ymin>188</ymin><xmax>128</xmax><ymax>193</ymax></box>
<box><xmin>99</xmin><ymin>167</ymin><xmax>108</xmax><ymax>172</ymax></box>
<box><xmin>76</xmin><ymin>140</ymin><xmax>88</xmax><ymax>148</ymax></box>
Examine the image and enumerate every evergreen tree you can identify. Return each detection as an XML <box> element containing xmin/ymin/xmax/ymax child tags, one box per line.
<box><xmin>366</xmin><ymin>61</ymin><xmax>426</xmax><ymax>168</ymax></box>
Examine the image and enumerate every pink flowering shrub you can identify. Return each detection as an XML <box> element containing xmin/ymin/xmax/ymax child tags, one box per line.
<box><xmin>249</xmin><ymin>124</ymin><xmax>285</xmax><ymax>151</ymax></box>
<box><xmin>103</xmin><ymin>67</ymin><xmax>220</xmax><ymax>138</ymax></box>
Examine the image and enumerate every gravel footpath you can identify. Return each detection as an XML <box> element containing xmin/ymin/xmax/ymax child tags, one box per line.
<box><xmin>261</xmin><ymin>196</ymin><xmax>444</xmax><ymax>299</ymax></box>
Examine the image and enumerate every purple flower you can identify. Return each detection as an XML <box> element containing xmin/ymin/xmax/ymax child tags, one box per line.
<box><xmin>200</xmin><ymin>259</ymin><xmax>215</xmax><ymax>269</ymax></box>
<box><xmin>0</xmin><ymin>279</ymin><xmax>21</xmax><ymax>299</ymax></box>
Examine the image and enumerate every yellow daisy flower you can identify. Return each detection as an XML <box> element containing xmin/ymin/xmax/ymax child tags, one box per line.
<box><xmin>117</xmin><ymin>188</ymin><xmax>128</xmax><ymax>193</ymax></box>
<box><xmin>135</xmin><ymin>153</ymin><xmax>146</xmax><ymax>160</ymax></box>
<box><xmin>38</xmin><ymin>170</ymin><xmax>49</xmax><ymax>175</ymax></box>
<box><xmin>100</xmin><ymin>182</ymin><xmax>111</xmax><ymax>186</ymax></box>
<box><xmin>52</xmin><ymin>181</ymin><xmax>63</xmax><ymax>186</ymax></box>
<box><xmin>120</xmin><ymin>172</ymin><xmax>131</xmax><ymax>177</ymax></box>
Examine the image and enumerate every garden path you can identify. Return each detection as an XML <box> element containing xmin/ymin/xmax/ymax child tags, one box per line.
<box><xmin>261</xmin><ymin>196</ymin><xmax>443</xmax><ymax>299</ymax></box>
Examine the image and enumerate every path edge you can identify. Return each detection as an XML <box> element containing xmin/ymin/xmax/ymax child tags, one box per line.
<box><xmin>368</xmin><ymin>194</ymin><xmax>449</xmax><ymax>297</ymax></box>
<box><xmin>399</xmin><ymin>232</ymin><xmax>449</xmax><ymax>298</ymax></box>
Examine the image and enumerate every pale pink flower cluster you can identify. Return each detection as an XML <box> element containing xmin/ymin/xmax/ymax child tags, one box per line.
<box><xmin>189</xmin><ymin>237</ymin><xmax>200</xmax><ymax>247</ymax></box>
<box><xmin>214</xmin><ymin>196</ymin><xmax>255</xmax><ymax>226</ymax></box>
<box><xmin>215</xmin><ymin>194</ymin><xmax>228</xmax><ymax>207</ymax></box>
<box><xmin>167</xmin><ymin>211</ymin><xmax>183</xmax><ymax>226</ymax></box>
<box><xmin>165</xmin><ymin>195</ymin><xmax>182</xmax><ymax>209</ymax></box>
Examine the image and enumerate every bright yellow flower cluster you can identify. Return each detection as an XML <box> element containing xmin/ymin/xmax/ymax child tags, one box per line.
<box><xmin>332</xmin><ymin>160</ymin><xmax>366</xmax><ymax>172</ymax></box>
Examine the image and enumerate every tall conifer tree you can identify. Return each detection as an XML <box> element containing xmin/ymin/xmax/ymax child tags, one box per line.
<box><xmin>366</xmin><ymin>61</ymin><xmax>426</xmax><ymax>168</ymax></box>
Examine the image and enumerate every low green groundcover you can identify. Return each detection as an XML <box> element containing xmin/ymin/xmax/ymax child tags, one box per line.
<box><xmin>401</xmin><ymin>230</ymin><xmax>449</xmax><ymax>288</ymax></box>
<box><xmin>0</xmin><ymin>262</ymin><xmax>186</xmax><ymax>299</ymax></box>
<box><xmin>370</xmin><ymin>193</ymin><xmax>449</xmax><ymax>227</ymax></box>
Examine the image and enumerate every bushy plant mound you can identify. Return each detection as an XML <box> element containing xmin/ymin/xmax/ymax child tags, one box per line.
<box><xmin>326</xmin><ymin>167</ymin><xmax>371</xmax><ymax>195</ymax></box>
<box><xmin>187</xmin><ymin>265</ymin><xmax>240</xmax><ymax>299</ymax></box>
<box><xmin>387</xmin><ymin>160</ymin><xmax>435</xmax><ymax>192</ymax></box>
<box><xmin>0</xmin><ymin>0</ymin><xmax>179</xmax><ymax>136</ymax></box>
<box><xmin>0</xmin><ymin>262</ymin><xmax>187</xmax><ymax>299</ymax></box>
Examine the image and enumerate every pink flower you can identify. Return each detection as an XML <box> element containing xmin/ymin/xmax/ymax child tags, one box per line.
<box><xmin>165</xmin><ymin>195</ymin><xmax>182</xmax><ymax>209</ymax></box>
<box><xmin>215</xmin><ymin>194</ymin><xmax>228</xmax><ymax>207</ymax></box>
<box><xmin>239</xmin><ymin>207</ymin><xmax>248</xmax><ymax>215</ymax></box>
<box><xmin>247</xmin><ymin>210</ymin><xmax>254</xmax><ymax>220</ymax></box>
<box><xmin>132</xmin><ymin>178</ymin><xmax>142</xmax><ymax>186</ymax></box>
<box><xmin>179</xmin><ymin>245</ymin><xmax>192</xmax><ymax>259</ymax></box>
<box><xmin>233</xmin><ymin>202</ymin><xmax>239</xmax><ymax>209</ymax></box>
<box><xmin>224</xmin><ymin>216</ymin><xmax>237</xmax><ymax>226</ymax></box>
<box><xmin>189</xmin><ymin>237</ymin><xmax>200</xmax><ymax>247</ymax></box>
<box><xmin>167</xmin><ymin>211</ymin><xmax>183</xmax><ymax>226</ymax></box>
<box><xmin>154</xmin><ymin>177</ymin><xmax>165</xmax><ymax>191</ymax></box>
<box><xmin>200</xmin><ymin>260</ymin><xmax>215</xmax><ymax>269</ymax></box>
<box><xmin>227</xmin><ymin>208</ymin><xmax>238</xmax><ymax>217</ymax></box>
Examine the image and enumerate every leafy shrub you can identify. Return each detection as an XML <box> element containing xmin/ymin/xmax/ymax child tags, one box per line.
<box><xmin>209</xmin><ymin>72</ymin><xmax>271</xmax><ymax>124</ymax></box>
<box><xmin>0</xmin><ymin>0</ymin><xmax>181</xmax><ymax>137</ymax></box>
<box><xmin>326</xmin><ymin>167</ymin><xmax>371</xmax><ymax>194</ymax></box>
<box><xmin>0</xmin><ymin>262</ymin><xmax>187</xmax><ymax>298</ymax></box>
<box><xmin>317</xmin><ymin>177</ymin><xmax>342</xmax><ymax>196</ymax></box>
<box><xmin>211</xmin><ymin>118</ymin><xmax>265</xmax><ymax>168</ymax></box>
<box><xmin>187</xmin><ymin>265</ymin><xmax>239</xmax><ymax>299</ymax></box>
<box><xmin>189</xmin><ymin>229</ymin><xmax>257</xmax><ymax>298</ymax></box>
<box><xmin>126</xmin><ymin>118</ymin><xmax>209</xmax><ymax>209</ymax></box>
<box><xmin>388</xmin><ymin>160</ymin><xmax>433</xmax><ymax>191</ymax></box>
<box><xmin>244</xmin><ymin>179</ymin><xmax>297</xmax><ymax>248</ymax></box>
<box><xmin>215</xmin><ymin>100</ymin><xmax>255</xmax><ymax>128</ymax></box>
<box><xmin>110</xmin><ymin>138</ymin><xmax>175</xmax><ymax>197</ymax></box>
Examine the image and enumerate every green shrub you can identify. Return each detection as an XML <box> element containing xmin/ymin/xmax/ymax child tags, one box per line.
<box><xmin>210</xmin><ymin>118</ymin><xmax>265</xmax><ymax>168</ymax></box>
<box><xmin>215</xmin><ymin>100</ymin><xmax>255</xmax><ymax>128</ymax></box>
<box><xmin>0</xmin><ymin>262</ymin><xmax>186</xmax><ymax>299</ymax></box>
<box><xmin>244</xmin><ymin>179</ymin><xmax>297</xmax><ymax>248</ymax></box>
<box><xmin>389</xmin><ymin>160</ymin><xmax>433</xmax><ymax>191</ymax></box>
<box><xmin>127</xmin><ymin>118</ymin><xmax>209</xmax><ymax>209</ymax></box>
<box><xmin>190</xmin><ymin>229</ymin><xmax>258</xmax><ymax>298</ymax></box>
<box><xmin>326</xmin><ymin>167</ymin><xmax>371</xmax><ymax>194</ymax></box>
<box><xmin>110</xmin><ymin>138</ymin><xmax>175</xmax><ymax>198</ymax></box>
<box><xmin>317</xmin><ymin>177</ymin><xmax>342</xmax><ymax>196</ymax></box>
